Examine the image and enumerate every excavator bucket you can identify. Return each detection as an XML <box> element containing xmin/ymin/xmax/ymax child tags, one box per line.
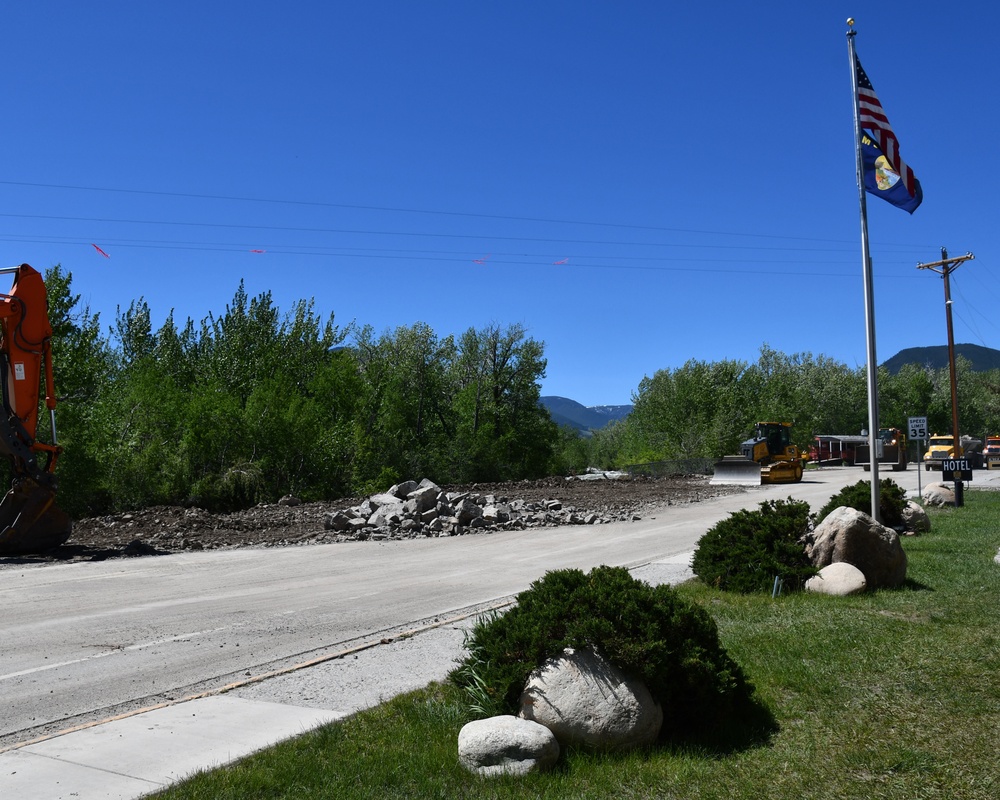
<box><xmin>710</xmin><ymin>456</ymin><xmax>762</xmax><ymax>486</ymax></box>
<box><xmin>0</xmin><ymin>480</ymin><xmax>72</xmax><ymax>555</ymax></box>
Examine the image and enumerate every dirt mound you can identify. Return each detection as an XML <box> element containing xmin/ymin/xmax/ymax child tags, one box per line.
<box><xmin>5</xmin><ymin>473</ymin><xmax>745</xmax><ymax>565</ymax></box>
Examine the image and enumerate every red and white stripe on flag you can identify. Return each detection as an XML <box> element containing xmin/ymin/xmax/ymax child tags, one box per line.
<box><xmin>855</xmin><ymin>54</ymin><xmax>918</xmax><ymax>198</ymax></box>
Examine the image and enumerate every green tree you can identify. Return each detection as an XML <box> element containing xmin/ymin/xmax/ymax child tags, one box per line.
<box><xmin>350</xmin><ymin>322</ymin><xmax>456</xmax><ymax>487</ymax></box>
<box><xmin>972</xmin><ymin>369</ymin><xmax>1000</xmax><ymax>435</ymax></box>
<box><xmin>792</xmin><ymin>353</ymin><xmax>866</xmax><ymax>437</ymax></box>
<box><xmin>199</xmin><ymin>282</ymin><xmax>282</xmax><ymax>404</ymax></box>
<box><xmin>589</xmin><ymin>417</ymin><xmax>627</xmax><ymax>469</ymax></box>
<box><xmin>41</xmin><ymin>267</ymin><xmax>116</xmax><ymax>516</ymax></box>
<box><xmin>622</xmin><ymin>358</ymin><xmax>757</xmax><ymax>462</ymax></box>
<box><xmin>449</xmin><ymin>323</ymin><xmax>556</xmax><ymax>482</ymax></box>
<box><xmin>87</xmin><ymin>298</ymin><xmax>195</xmax><ymax>508</ymax></box>
<box><xmin>95</xmin><ymin>358</ymin><xmax>189</xmax><ymax>508</ymax></box>
<box><xmin>112</xmin><ymin>300</ymin><xmax>155</xmax><ymax>365</ymax></box>
<box><xmin>549</xmin><ymin>424</ymin><xmax>591</xmax><ymax>476</ymax></box>
<box><xmin>74</xmin><ymin>281</ymin><xmax>358</xmax><ymax>511</ymax></box>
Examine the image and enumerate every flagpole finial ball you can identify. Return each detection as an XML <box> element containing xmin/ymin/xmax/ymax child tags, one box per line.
<box><xmin>847</xmin><ymin>17</ymin><xmax>855</xmax><ymax>26</ymax></box>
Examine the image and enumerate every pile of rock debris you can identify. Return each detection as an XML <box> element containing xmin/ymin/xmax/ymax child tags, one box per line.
<box><xmin>46</xmin><ymin>472</ymin><xmax>735</xmax><ymax>562</ymax></box>
<box><xmin>321</xmin><ymin>477</ymin><xmax>634</xmax><ymax>542</ymax></box>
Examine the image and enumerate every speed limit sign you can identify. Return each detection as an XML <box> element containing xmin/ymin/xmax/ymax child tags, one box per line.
<box><xmin>908</xmin><ymin>416</ymin><xmax>928</xmax><ymax>440</ymax></box>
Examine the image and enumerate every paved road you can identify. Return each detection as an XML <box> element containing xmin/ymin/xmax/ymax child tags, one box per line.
<box><xmin>4</xmin><ymin>465</ymin><xmax>960</xmax><ymax>749</ymax></box>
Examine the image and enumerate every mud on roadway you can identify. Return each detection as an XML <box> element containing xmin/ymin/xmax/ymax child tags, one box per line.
<box><xmin>5</xmin><ymin>474</ymin><xmax>747</xmax><ymax>566</ymax></box>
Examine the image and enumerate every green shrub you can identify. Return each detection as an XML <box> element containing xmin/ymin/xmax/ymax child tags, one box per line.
<box><xmin>813</xmin><ymin>478</ymin><xmax>907</xmax><ymax>529</ymax></box>
<box><xmin>691</xmin><ymin>498</ymin><xmax>815</xmax><ymax>593</ymax></box>
<box><xmin>188</xmin><ymin>462</ymin><xmax>264</xmax><ymax>511</ymax></box>
<box><xmin>450</xmin><ymin>565</ymin><xmax>756</xmax><ymax>741</ymax></box>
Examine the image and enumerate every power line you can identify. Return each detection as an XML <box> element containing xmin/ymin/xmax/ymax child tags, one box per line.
<box><xmin>0</xmin><ymin>211</ymin><xmax>874</xmax><ymax>252</ymax></box>
<box><xmin>0</xmin><ymin>179</ymin><xmax>935</xmax><ymax>251</ymax></box>
<box><xmin>0</xmin><ymin>212</ymin><xmax>933</xmax><ymax>270</ymax></box>
<box><xmin>950</xmin><ymin>272</ymin><xmax>997</xmax><ymax>345</ymax></box>
<box><xmin>0</xmin><ymin>228</ymin><xmax>865</xmax><ymax>258</ymax></box>
<box><xmin>0</xmin><ymin>235</ymin><xmax>869</xmax><ymax>275</ymax></box>
<box><xmin>0</xmin><ymin>232</ymin><xmax>930</xmax><ymax>276</ymax></box>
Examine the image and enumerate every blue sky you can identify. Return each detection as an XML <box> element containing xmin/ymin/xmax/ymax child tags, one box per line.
<box><xmin>4</xmin><ymin>3</ymin><xmax>997</xmax><ymax>406</ymax></box>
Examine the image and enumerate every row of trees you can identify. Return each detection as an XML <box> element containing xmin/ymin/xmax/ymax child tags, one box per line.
<box><xmin>41</xmin><ymin>268</ymin><xmax>557</xmax><ymax>517</ymax></box>
<box><xmin>587</xmin><ymin>345</ymin><xmax>1000</xmax><ymax>468</ymax></box>
<box><xmin>27</xmin><ymin>267</ymin><xmax>1000</xmax><ymax>518</ymax></box>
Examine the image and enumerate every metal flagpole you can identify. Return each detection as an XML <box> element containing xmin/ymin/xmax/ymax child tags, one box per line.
<box><xmin>847</xmin><ymin>19</ymin><xmax>882</xmax><ymax>523</ymax></box>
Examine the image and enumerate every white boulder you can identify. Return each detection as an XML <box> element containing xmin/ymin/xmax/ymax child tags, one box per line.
<box><xmin>458</xmin><ymin>715</ymin><xmax>559</xmax><ymax>776</ymax></box>
<box><xmin>901</xmin><ymin>500</ymin><xmax>931</xmax><ymax>533</ymax></box>
<box><xmin>518</xmin><ymin>647</ymin><xmax>662</xmax><ymax>750</ymax></box>
<box><xmin>922</xmin><ymin>482</ymin><xmax>955</xmax><ymax>507</ymax></box>
<box><xmin>805</xmin><ymin>562</ymin><xmax>868</xmax><ymax>596</ymax></box>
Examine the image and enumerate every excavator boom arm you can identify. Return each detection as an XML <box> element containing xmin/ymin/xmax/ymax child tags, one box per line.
<box><xmin>0</xmin><ymin>264</ymin><xmax>70</xmax><ymax>553</ymax></box>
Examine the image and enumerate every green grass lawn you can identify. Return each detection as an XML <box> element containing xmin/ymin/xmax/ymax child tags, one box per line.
<box><xmin>153</xmin><ymin>491</ymin><xmax>1000</xmax><ymax>800</ymax></box>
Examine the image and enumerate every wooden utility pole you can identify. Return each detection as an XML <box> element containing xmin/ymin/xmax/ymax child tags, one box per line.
<box><xmin>917</xmin><ymin>248</ymin><xmax>975</xmax><ymax>506</ymax></box>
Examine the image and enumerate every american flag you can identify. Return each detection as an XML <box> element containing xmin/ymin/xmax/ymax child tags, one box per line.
<box><xmin>855</xmin><ymin>54</ymin><xmax>918</xmax><ymax>198</ymax></box>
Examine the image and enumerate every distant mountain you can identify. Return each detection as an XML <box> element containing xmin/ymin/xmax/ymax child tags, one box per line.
<box><xmin>539</xmin><ymin>396</ymin><xmax>632</xmax><ymax>435</ymax></box>
<box><xmin>882</xmin><ymin>344</ymin><xmax>1000</xmax><ymax>374</ymax></box>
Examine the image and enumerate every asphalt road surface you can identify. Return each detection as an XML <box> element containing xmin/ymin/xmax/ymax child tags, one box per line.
<box><xmin>0</xmin><ymin>466</ymin><xmax>980</xmax><ymax>749</ymax></box>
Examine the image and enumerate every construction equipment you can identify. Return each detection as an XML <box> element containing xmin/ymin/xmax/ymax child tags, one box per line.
<box><xmin>924</xmin><ymin>434</ymin><xmax>983</xmax><ymax>470</ymax></box>
<box><xmin>857</xmin><ymin>427</ymin><xmax>908</xmax><ymax>472</ymax></box>
<box><xmin>985</xmin><ymin>436</ymin><xmax>1000</xmax><ymax>470</ymax></box>
<box><xmin>0</xmin><ymin>264</ymin><xmax>71</xmax><ymax>554</ymax></box>
<box><xmin>711</xmin><ymin>421</ymin><xmax>804</xmax><ymax>485</ymax></box>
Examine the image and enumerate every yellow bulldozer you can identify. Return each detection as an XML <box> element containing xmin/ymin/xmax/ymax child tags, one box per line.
<box><xmin>711</xmin><ymin>421</ymin><xmax>804</xmax><ymax>486</ymax></box>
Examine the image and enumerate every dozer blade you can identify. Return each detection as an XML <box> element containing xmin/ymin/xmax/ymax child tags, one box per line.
<box><xmin>710</xmin><ymin>456</ymin><xmax>762</xmax><ymax>486</ymax></box>
<box><xmin>0</xmin><ymin>481</ymin><xmax>72</xmax><ymax>555</ymax></box>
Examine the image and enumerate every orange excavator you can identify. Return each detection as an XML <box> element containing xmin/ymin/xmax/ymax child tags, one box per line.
<box><xmin>0</xmin><ymin>264</ymin><xmax>71</xmax><ymax>554</ymax></box>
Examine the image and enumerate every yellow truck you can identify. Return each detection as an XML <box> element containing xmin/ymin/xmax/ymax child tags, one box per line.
<box><xmin>924</xmin><ymin>434</ymin><xmax>983</xmax><ymax>470</ymax></box>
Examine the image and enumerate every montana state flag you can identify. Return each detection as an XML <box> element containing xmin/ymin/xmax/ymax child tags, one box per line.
<box><xmin>860</xmin><ymin>131</ymin><xmax>923</xmax><ymax>214</ymax></box>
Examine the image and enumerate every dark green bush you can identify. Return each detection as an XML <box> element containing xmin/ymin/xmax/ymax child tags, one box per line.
<box><xmin>813</xmin><ymin>477</ymin><xmax>907</xmax><ymax>529</ymax></box>
<box><xmin>691</xmin><ymin>498</ymin><xmax>815</xmax><ymax>593</ymax></box>
<box><xmin>187</xmin><ymin>462</ymin><xmax>264</xmax><ymax>512</ymax></box>
<box><xmin>450</xmin><ymin>565</ymin><xmax>756</xmax><ymax>741</ymax></box>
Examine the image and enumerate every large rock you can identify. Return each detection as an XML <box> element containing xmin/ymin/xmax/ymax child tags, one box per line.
<box><xmin>458</xmin><ymin>715</ymin><xmax>559</xmax><ymax>776</ymax></box>
<box><xmin>922</xmin><ymin>482</ymin><xmax>955</xmax><ymax>507</ymax></box>
<box><xmin>407</xmin><ymin>483</ymin><xmax>440</xmax><ymax>513</ymax></box>
<box><xmin>368</xmin><ymin>492</ymin><xmax>400</xmax><ymax>508</ymax></box>
<box><xmin>367</xmin><ymin>501</ymin><xmax>404</xmax><ymax>528</ymax></box>
<box><xmin>901</xmin><ymin>500</ymin><xmax>930</xmax><ymax>533</ymax></box>
<box><xmin>805</xmin><ymin>562</ymin><xmax>868</xmax><ymax>596</ymax></box>
<box><xmin>388</xmin><ymin>480</ymin><xmax>419</xmax><ymax>500</ymax></box>
<box><xmin>809</xmin><ymin>507</ymin><xmax>907</xmax><ymax>589</ymax></box>
<box><xmin>518</xmin><ymin>647</ymin><xmax>662</xmax><ymax>750</ymax></box>
<box><xmin>323</xmin><ymin>509</ymin><xmax>355</xmax><ymax>531</ymax></box>
<box><xmin>454</xmin><ymin>497</ymin><xmax>484</xmax><ymax>525</ymax></box>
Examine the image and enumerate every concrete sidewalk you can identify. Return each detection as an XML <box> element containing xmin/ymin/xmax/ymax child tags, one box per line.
<box><xmin>1</xmin><ymin>697</ymin><xmax>345</xmax><ymax>799</ymax></box>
